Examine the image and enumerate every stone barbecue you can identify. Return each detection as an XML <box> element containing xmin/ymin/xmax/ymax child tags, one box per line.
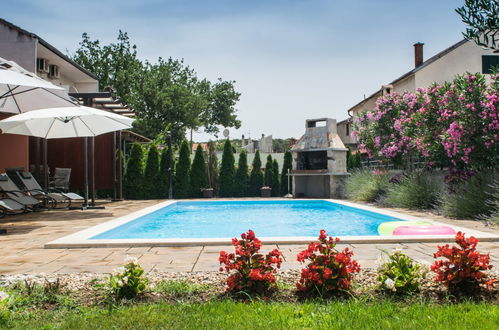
<box><xmin>290</xmin><ymin>118</ymin><xmax>349</xmax><ymax>198</ymax></box>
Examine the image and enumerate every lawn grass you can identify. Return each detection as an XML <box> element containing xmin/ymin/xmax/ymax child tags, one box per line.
<box><xmin>3</xmin><ymin>300</ymin><xmax>498</xmax><ymax>329</ymax></box>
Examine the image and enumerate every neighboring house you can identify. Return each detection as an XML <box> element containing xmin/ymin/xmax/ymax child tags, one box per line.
<box><xmin>338</xmin><ymin>40</ymin><xmax>499</xmax><ymax>149</ymax></box>
<box><xmin>0</xmin><ymin>18</ymin><xmax>146</xmax><ymax>199</ymax></box>
<box><xmin>241</xmin><ymin>134</ymin><xmax>273</xmax><ymax>153</ymax></box>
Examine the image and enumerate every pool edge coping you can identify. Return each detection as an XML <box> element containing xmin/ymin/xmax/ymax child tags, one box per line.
<box><xmin>45</xmin><ymin>199</ymin><xmax>499</xmax><ymax>248</ymax></box>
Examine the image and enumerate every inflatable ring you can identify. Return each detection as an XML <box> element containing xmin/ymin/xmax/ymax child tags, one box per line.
<box><xmin>378</xmin><ymin>221</ymin><xmax>431</xmax><ymax>236</ymax></box>
<box><xmin>393</xmin><ymin>225</ymin><xmax>456</xmax><ymax>236</ymax></box>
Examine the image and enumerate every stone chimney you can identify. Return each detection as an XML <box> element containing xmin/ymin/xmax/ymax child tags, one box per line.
<box><xmin>414</xmin><ymin>42</ymin><xmax>424</xmax><ymax>67</ymax></box>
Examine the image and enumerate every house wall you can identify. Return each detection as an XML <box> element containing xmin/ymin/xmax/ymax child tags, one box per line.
<box><xmin>44</xmin><ymin>134</ymin><xmax>115</xmax><ymax>191</ymax></box>
<box><xmin>0</xmin><ymin>23</ymin><xmax>36</xmax><ymax>71</ymax></box>
<box><xmin>415</xmin><ymin>41</ymin><xmax>496</xmax><ymax>88</ymax></box>
<box><xmin>0</xmin><ymin>114</ymin><xmax>29</xmax><ymax>172</ymax></box>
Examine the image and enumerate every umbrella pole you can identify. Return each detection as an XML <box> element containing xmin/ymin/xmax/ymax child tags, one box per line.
<box><xmin>83</xmin><ymin>137</ymin><xmax>89</xmax><ymax>208</ymax></box>
<box><xmin>82</xmin><ymin>136</ymin><xmax>105</xmax><ymax>210</ymax></box>
<box><xmin>43</xmin><ymin>138</ymin><xmax>48</xmax><ymax>189</ymax></box>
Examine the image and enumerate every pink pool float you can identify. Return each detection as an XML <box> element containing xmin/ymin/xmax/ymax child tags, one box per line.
<box><xmin>393</xmin><ymin>225</ymin><xmax>456</xmax><ymax>236</ymax></box>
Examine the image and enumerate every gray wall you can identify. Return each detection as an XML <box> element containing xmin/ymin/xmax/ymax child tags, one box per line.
<box><xmin>0</xmin><ymin>23</ymin><xmax>36</xmax><ymax>71</ymax></box>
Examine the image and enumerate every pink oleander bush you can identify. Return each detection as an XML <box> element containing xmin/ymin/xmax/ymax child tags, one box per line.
<box><xmin>354</xmin><ymin>73</ymin><xmax>498</xmax><ymax>175</ymax></box>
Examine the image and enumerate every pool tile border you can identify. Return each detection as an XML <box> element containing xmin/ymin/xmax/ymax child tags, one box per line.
<box><xmin>45</xmin><ymin>199</ymin><xmax>499</xmax><ymax>248</ymax></box>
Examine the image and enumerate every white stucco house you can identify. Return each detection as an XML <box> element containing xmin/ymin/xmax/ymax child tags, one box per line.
<box><xmin>338</xmin><ymin>40</ymin><xmax>499</xmax><ymax>149</ymax></box>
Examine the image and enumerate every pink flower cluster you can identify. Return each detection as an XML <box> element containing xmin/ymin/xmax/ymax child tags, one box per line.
<box><xmin>353</xmin><ymin>73</ymin><xmax>498</xmax><ymax>172</ymax></box>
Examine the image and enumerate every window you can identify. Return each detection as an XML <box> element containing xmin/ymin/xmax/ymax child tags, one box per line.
<box><xmin>346</xmin><ymin>124</ymin><xmax>350</xmax><ymax>137</ymax></box>
<box><xmin>482</xmin><ymin>55</ymin><xmax>499</xmax><ymax>74</ymax></box>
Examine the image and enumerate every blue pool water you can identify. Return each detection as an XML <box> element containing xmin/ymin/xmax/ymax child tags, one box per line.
<box><xmin>91</xmin><ymin>200</ymin><xmax>403</xmax><ymax>239</ymax></box>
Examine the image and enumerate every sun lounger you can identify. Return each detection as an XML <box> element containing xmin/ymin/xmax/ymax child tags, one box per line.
<box><xmin>0</xmin><ymin>173</ymin><xmax>44</xmax><ymax>210</ymax></box>
<box><xmin>0</xmin><ymin>197</ymin><xmax>27</xmax><ymax>217</ymax></box>
<box><xmin>6</xmin><ymin>169</ymin><xmax>84</xmax><ymax>208</ymax></box>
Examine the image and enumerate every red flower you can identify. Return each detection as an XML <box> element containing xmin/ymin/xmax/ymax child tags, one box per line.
<box><xmin>219</xmin><ymin>229</ymin><xmax>283</xmax><ymax>295</ymax></box>
<box><xmin>431</xmin><ymin>231</ymin><xmax>494</xmax><ymax>291</ymax></box>
<box><xmin>296</xmin><ymin>230</ymin><xmax>359</xmax><ymax>294</ymax></box>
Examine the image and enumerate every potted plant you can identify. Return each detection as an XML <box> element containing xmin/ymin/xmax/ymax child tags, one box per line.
<box><xmin>202</xmin><ymin>187</ymin><xmax>214</xmax><ymax>198</ymax></box>
<box><xmin>260</xmin><ymin>186</ymin><xmax>272</xmax><ymax>198</ymax></box>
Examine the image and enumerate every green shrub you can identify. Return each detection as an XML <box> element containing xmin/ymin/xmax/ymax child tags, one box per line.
<box><xmin>249</xmin><ymin>150</ymin><xmax>263</xmax><ymax>196</ymax></box>
<box><xmin>234</xmin><ymin>151</ymin><xmax>249</xmax><ymax>197</ymax></box>
<box><xmin>345</xmin><ymin>169</ymin><xmax>390</xmax><ymax>202</ymax></box>
<box><xmin>207</xmin><ymin>141</ymin><xmax>219</xmax><ymax>195</ymax></box>
<box><xmin>219</xmin><ymin>139</ymin><xmax>235</xmax><ymax>197</ymax></box>
<box><xmin>144</xmin><ymin>146</ymin><xmax>161</xmax><ymax>199</ymax></box>
<box><xmin>174</xmin><ymin>141</ymin><xmax>191</xmax><ymax>199</ymax></box>
<box><xmin>384</xmin><ymin>172</ymin><xmax>441</xmax><ymax>210</ymax></box>
<box><xmin>480</xmin><ymin>180</ymin><xmax>498</xmax><ymax>224</ymax></box>
<box><xmin>280</xmin><ymin>151</ymin><xmax>293</xmax><ymax>196</ymax></box>
<box><xmin>271</xmin><ymin>159</ymin><xmax>280</xmax><ymax>197</ymax></box>
<box><xmin>159</xmin><ymin>147</ymin><xmax>174</xmax><ymax>198</ymax></box>
<box><xmin>190</xmin><ymin>144</ymin><xmax>208</xmax><ymax>198</ymax></box>
<box><xmin>264</xmin><ymin>155</ymin><xmax>273</xmax><ymax>187</ymax></box>
<box><xmin>377</xmin><ymin>250</ymin><xmax>425</xmax><ymax>295</ymax></box>
<box><xmin>109</xmin><ymin>257</ymin><xmax>148</xmax><ymax>300</ymax></box>
<box><xmin>124</xmin><ymin>143</ymin><xmax>145</xmax><ymax>199</ymax></box>
<box><xmin>440</xmin><ymin>173</ymin><xmax>495</xmax><ymax>219</ymax></box>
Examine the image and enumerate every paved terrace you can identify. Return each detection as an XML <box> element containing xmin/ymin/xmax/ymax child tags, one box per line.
<box><xmin>0</xmin><ymin>200</ymin><xmax>498</xmax><ymax>275</ymax></box>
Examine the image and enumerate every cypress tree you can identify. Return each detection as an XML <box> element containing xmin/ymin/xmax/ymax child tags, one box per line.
<box><xmin>144</xmin><ymin>145</ymin><xmax>160</xmax><ymax>198</ymax></box>
<box><xmin>264</xmin><ymin>155</ymin><xmax>273</xmax><ymax>187</ymax></box>
<box><xmin>159</xmin><ymin>147</ymin><xmax>174</xmax><ymax>198</ymax></box>
<box><xmin>280</xmin><ymin>151</ymin><xmax>293</xmax><ymax>196</ymax></box>
<box><xmin>123</xmin><ymin>143</ymin><xmax>145</xmax><ymax>199</ymax></box>
<box><xmin>234</xmin><ymin>151</ymin><xmax>249</xmax><ymax>197</ymax></box>
<box><xmin>219</xmin><ymin>139</ymin><xmax>235</xmax><ymax>197</ymax></box>
<box><xmin>174</xmin><ymin>140</ymin><xmax>191</xmax><ymax>198</ymax></box>
<box><xmin>206</xmin><ymin>141</ymin><xmax>219</xmax><ymax>195</ymax></box>
<box><xmin>249</xmin><ymin>150</ymin><xmax>263</xmax><ymax>196</ymax></box>
<box><xmin>190</xmin><ymin>144</ymin><xmax>208</xmax><ymax>198</ymax></box>
<box><xmin>271</xmin><ymin>159</ymin><xmax>280</xmax><ymax>197</ymax></box>
<box><xmin>347</xmin><ymin>147</ymin><xmax>353</xmax><ymax>170</ymax></box>
<box><xmin>354</xmin><ymin>152</ymin><xmax>362</xmax><ymax>169</ymax></box>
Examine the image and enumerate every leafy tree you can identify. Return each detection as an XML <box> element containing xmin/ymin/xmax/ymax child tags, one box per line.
<box><xmin>74</xmin><ymin>32</ymin><xmax>242</xmax><ymax>145</ymax></box>
<box><xmin>219</xmin><ymin>139</ymin><xmax>235</xmax><ymax>197</ymax></box>
<box><xmin>206</xmin><ymin>141</ymin><xmax>219</xmax><ymax>194</ymax></box>
<box><xmin>280</xmin><ymin>151</ymin><xmax>293</xmax><ymax>196</ymax></box>
<box><xmin>272</xmin><ymin>138</ymin><xmax>292</xmax><ymax>153</ymax></box>
<box><xmin>234</xmin><ymin>151</ymin><xmax>249</xmax><ymax>197</ymax></box>
<box><xmin>249</xmin><ymin>150</ymin><xmax>264</xmax><ymax>196</ymax></box>
<box><xmin>144</xmin><ymin>146</ymin><xmax>161</xmax><ymax>198</ymax></box>
<box><xmin>456</xmin><ymin>0</ymin><xmax>499</xmax><ymax>51</ymax></box>
<box><xmin>190</xmin><ymin>144</ymin><xmax>208</xmax><ymax>197</ymax></box>
<box><xmin>159</xmin><ymin>146</ymin><xmax>174</xmax><ymax>198</ymax></box>
<box><xmin>73</xmin><ymin>31</ymin><xmax>143</xmax><ymax>107</ymax></box>
<box><xmin>174</xmin><ymin>141</ymin><xmax>191</xmax><ymax>198</ymax></box>
<box><xmin>271</xmin><ymin>159</ymin><xmax>280</xmax><ymax>197</ymax></box>
<box><xmin>264</xmin><ymin>155</ymin><xmax>273</xmax><ymax>187</ymax></box>
<box><xmin>124</xmin><ymin>143</ymin><xmax>145</xmax><ymax>199</ymax></box>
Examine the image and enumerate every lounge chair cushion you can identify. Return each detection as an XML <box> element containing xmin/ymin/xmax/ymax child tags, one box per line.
<box><xmin>0</xmin><ymin>198</ymin><xmax>24</xmax><ymax>211</ymax></box>
<box><xmin>20</xmin><ymin>172</ymin><xmax>32</xmax><ymax>179</ymax></box>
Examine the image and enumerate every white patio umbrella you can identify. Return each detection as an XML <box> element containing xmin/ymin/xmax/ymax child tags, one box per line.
<box><xmin>0</xmin><ymin>106</ymin><xmax>134</xmax><ymax>138</ymax></box>
<box><xmin>0</xmin><ymin>57</ymin><xmax>76</xmax><ymax>113</ymax></box>
<box><xmin>0</xmin><ymin>106</ymin><xmax>134</xmax><ymax>209</ymax></box>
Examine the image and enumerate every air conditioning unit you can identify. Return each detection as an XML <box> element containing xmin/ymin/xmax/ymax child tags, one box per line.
<box><xmin>36</xmin><ymin>58</ymin><xmax>49</xmax><ymax>73</ymax></box>
<box><xmin>48</xmin><ymin>64</ymin><xmax>60</xmax><ymax>79</ymax></box>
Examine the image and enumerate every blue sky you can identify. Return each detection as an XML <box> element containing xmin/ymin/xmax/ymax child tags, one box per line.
<box><xmin>4</xmin><ymin>0</ymin><xmax>467</xmax><ymax>140</ymax></box>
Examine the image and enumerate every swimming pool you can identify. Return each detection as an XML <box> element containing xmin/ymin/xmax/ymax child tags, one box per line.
<box><xmin>91</xmin><ymin>200</ymin><xmax>401</xmax><ymax>240</ymax></box>
<box><xmin>46</xmin><ymin>199</ymin><xmax>495</xmax><ymax>248</ymax></box>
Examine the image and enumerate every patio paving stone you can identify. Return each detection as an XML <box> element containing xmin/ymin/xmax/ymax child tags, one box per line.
<box><xmin>0</xmin><ymin>200</ymin><xmax>497</xmax><ymax>275</ymax></box>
